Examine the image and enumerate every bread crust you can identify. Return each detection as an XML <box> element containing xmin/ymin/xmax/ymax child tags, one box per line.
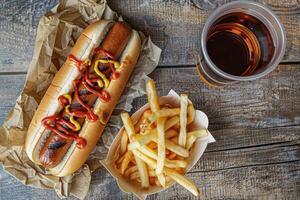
<box><xmin>51</xmin><ymin>30</ymin><xmax>141</xmax><ymax>177</ymax></box>
<box><xmin>25</xmin><ymin>19</ymin><xmax>141</xmax><ymax>177</ymax></box>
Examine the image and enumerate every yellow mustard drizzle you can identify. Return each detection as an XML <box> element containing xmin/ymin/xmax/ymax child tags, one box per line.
<box><xmin>83</xmin><ymin>59</ymin><xmax>91</xmax><ymax>66</ymax></box>
<box><xmin>62</xmin><ymin>94</ymin><xmax>81</xmax><ymax>131</ymax></box>
<box><xmin>93</xmin><ymin>59</ymin><xmax>120</xmax><ymax>88</ymax></box>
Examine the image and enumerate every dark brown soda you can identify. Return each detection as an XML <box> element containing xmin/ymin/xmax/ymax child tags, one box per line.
<box><xmin>207</xmin><ymin>12</ymin><xmax>275</xmax><ymax>76</ymax></box>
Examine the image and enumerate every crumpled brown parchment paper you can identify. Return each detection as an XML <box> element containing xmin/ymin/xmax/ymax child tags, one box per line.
<box><xmin>0</xmin><ymin>0</ymin><xmax>161</xmax><ymax>199</ymax></box>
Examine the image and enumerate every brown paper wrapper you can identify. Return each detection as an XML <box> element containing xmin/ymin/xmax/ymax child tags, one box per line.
<box><xmin>0</xmin><ymin>0</ymin><xmax>161</xmax><ymax>199</ymax></box>
<box><xmin>101</xmin><ymin>90</ymin><xmax>215</xmax><ymax>200</ymax></box>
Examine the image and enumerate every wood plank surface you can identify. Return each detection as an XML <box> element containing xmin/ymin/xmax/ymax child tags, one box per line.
<box><xmin>0</xmin><ymin>0</ymin><xmax>59</xmax><ymax>73</ymax></box>
<box><xmin>0</xmin><ymin>74</ymin><xmax>26</xmax><ymax>124</ymax></box>
<box><xmin>0</xmin><ymin>63</ymin><xmax>299</xmax><ymax>199</ymax></box>
<box><xmin>109</xmin><ymin>0</ymin><xmax>300</xmax><ymax>65</ymax></box>
<box><xmin>1</xmin><ymin>0</ymin><xmax>300</xmax><ymax>73</ymax></box>
<box><xmin>1</xmin><ymin>161</ymin><xmax>299</xmax><ymax>200</ymax></box>
<box><xmin>1</xmin><ymin>0</ymin><xmax>300</xmax><ymax>199</ymax></box>
<box><xmin>138</xmin><ymin>64</ymin><xmax>300</xmax><ymax>130</ymax></box>
<box><xmin>0</xmin><ymin>64</ymin><xmax>299</xmax><ymax>129</ymax></box>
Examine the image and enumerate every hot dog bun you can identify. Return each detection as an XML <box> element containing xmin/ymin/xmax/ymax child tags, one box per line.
<box><xmin>25</xmin><ymin>20</ymin><xmax>141</xmax><ymax>176</ymax></box>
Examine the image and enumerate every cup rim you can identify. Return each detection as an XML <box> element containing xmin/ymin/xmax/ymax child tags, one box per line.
<box><xmin>201</xmin><ymin>1</ymin><xmax>286</xmax><ymax>81</ymax></box>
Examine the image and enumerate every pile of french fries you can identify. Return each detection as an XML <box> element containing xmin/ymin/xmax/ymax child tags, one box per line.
<box><xmin>115</xmin><ymin>80</ymin><xmax>208</xmax><ymax>196</ymax></box>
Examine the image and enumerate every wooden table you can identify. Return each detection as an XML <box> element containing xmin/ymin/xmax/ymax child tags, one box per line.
<box><xmin>1</xmin><ymin>0</ymin><xmax>299</xmax><ymax>199</ymax></box>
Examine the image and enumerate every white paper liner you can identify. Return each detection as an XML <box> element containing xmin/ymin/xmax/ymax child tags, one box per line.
<box><xmin>101</xmin><ymin>90</ymin><xmax>215</xmax><ymax>199</ymax></box>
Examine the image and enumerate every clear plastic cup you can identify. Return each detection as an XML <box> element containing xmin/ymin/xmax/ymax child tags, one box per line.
<box><xmin>196</xmin><ymin>1</ymin><xmax>286</xmax><ymax>87</ymax></box>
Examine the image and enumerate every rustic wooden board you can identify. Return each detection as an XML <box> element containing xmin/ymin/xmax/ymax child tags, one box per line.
<box><xmin>0</xmin><ymin>65</ymin><xmax>300</xmax><ymax>181</ymax></box>
<box><xmin>109</xmin><ymin>0</ymin><xmax>300</xmax><ymax>65</ymax></box>
<box><xmin>0</xmin><ymin>64</ymin><xmax>299</xmax><ymax>129</ymax></box>
<box><xmin>0</xmin><ymin>0</ymin><xmax>59</xmax><ymax>73</ymax></box>
<box><xmin>0</xmin><ymin>74</ymin><xmax>26</xmax><ymax>124</ymax></box>
<box><xmin>1</xmin><ymin>161</ymin><xmax>299</xmax><ymax>200</ymax></box>
<box><xmin>0</xmin><ymin>64</ymin><xmax>299</xmax><ymax>200</ymax></box>
<box><xmin>1</xmin><ymin>1</ymin><xmax>300</xmax><ymax>199</ymax></box>
<box><xmin>0</xmin><ymin>0</ymin><xmax>300</xmax><ymax>73</ymax></box>
<box><xmin>136</xmin><ymin>64</ymin><xmax>300</xmax><ymax>130</ymax></box>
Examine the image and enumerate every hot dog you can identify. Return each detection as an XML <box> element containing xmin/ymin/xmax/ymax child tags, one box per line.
<box><xmin>25</xmin><ymin>20</ymin><xmax>141</xmax><ymax>177</ymax></box>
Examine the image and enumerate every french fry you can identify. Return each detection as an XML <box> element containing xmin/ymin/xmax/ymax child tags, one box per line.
<box><xmin>144</xmin><ymin>109</ymin><xmax>153</xmax><ymax>117</ymax></box>
<box><xmin>187</xmin><ymin>129</ymin><xmax>208</xmax><ymax>138</ymax></box>
<box><xmin>135</xmin><ymin>156</ymin><xmax>149</xmax><ymax>188</ymax></box>
<box><xmin>133</xmin><ymin>148</ymin><xmax>188</xmax><ymax>169</ymax></box>
<box><xmin>133</xmin><ymin>149</ymin><xmax>197</xmax><ymax>196</ymax></box>
<box><xmin>155</xmin><ymin>176</ymin><xmax>171</xmax><ymax>187</ymax></box>
<box><xmin>165</xmin><ymin>116</ymin><xmax>180</xmax><ymax>131</ymax></box>
<box><xmin>135</xmin><ymin>147</ymin><xmax>187</xmax><ymax>168</ymax></box>
<box><xmin>121</xmin><ymin>151</ymin><xmax>133</xmax><ymax>174</ymax></box>
<box><xmin>149</xmin><ymin>177</ymin><xmax>156</xmax><ymax>185</ymax></box>
<box><xmin>165</xmin><ymin>129</ymin><xmax>178</xmax><ymax>139</ymax></box>
<box><xmin>146</xmin><ymin>79</ymin><xmax>160</xmax><ymax>112</ymax></box>
<box><xmin>156</xmin><ymin>117</ymin><xmax>166</xmax><ymax>174</ymax></box>
<box><xmin>151</xmin><ymin>108</ymin><xmax>180</xmax><ymax>121</ymax></box>
<box><xmin>186</xmin><ymin>135</ymin><xmax>197</xmax><ymax>150</ymax></box>
<box><xmin>149</xmin><ymin>170</ymin><xmax>157</xmax><ymax>177</ymax></box>
<box><xmin>165</xmin><ymin>149</ymin><xmax>171</xmax><ymax>155</ymax></box>
<box><xmin>175</xmin><ymin>168</ymin><xmax>186</xmax><ymax>174</ymax></box>
<box><xmin>157</xmin><ymin>173</ymin><xmax>166</xmax><ymax>187</ymax></box>
<box><xmin>138</xmin><ymin>110</ymin><xmax>153</xmax><ymax>134</ymax></box>
<box><xmin>136</xmin><ymin>178</ymin><xmax>141</xmax><ymax>183</ymax></box>
<box><xmin>165</xmin><ymin>140</ymin><xmax>189</xmax><ymax>157</ymax></box>
<box><xmin>151</xmin><ymin>137</ymin><xmax>189</xmax><ymax>158</ymax></box>
<box><xmin>132</xmin><ymin>149</ymin><xmax>156</xmax><ymax>169</ymax></box>
<box><xmin>155</xmin><ymin>178</ymin><xmax>160</xmax><ymax>186</ymax></box>
<box><xmin>165</xmin><ymin>176</ymin><xmax>173</xmax><ymax>186</ymax></box>
<box><xmin>139</xmin><ymin>120</ymin><xmax>152</xmax><ymax>135</ymax></box>
<box><xmin>117</xmin><ymin>80</ymin><xmax>203</xmax><ymax>197</ymax></box>
<box><xmin>179</xmin><ymin>94</ymin><xmax>188</xmax><ymax>147</ymax></box>
<box><xmin>170</xmin><ymin>136</ymin><xmax>178</xmax><ymax>143</ymax></box>
<box><xmin>120</xmin><ymin>130</ymin><xmax>128</xmax><ymax>155</ymax></box>
<box><xmin>134</xmin><ymin>112</ymin><xmax>146</xmax><ymax>132</ymax></box>
<box><xmin>166</xmin><ymin>159</ymin><xmax>187</xmax><ymax>168</ymax></box>
<box><xmin>130</xmin><ymin>170</ymin><xmax>156</xmax><ymax>179</ymax></box>
<box><xmin>185</xmin><ymin>129</ymin><xmax>208</xmax><ymax>151</ymax></box>
<box><xmin>124</xmin><ymin>165</ymin><xmax>138</xmax><ymax>177</ymax></box>
<box><xmin>164</xmin><ymin>168</ymin><xmax>200</xmax><ymax>197</ymax></box>
<box><xmin>148</xmin><ymin>141</ymin><xmax>157</xmax><ymax>149</ymax></box>
<box><xmin>138</xmin><ymin>145</ymin><xmax>158</xmax><ymax>160</ymax></box>
<box><xmin>130</xmin><ymin>155</ymin><xmax>136</xmax><ymax>164</ymax></box>
<box><xmin>187</xmin><ymin>103</ymin><xmax>195</xmax><ymax>124</ymax></box>
<box><xmin>129</xmin><ymin>129</ymin><xmax>177</xmax><ymax>151</ymax></box>
<box><xmin>121</xmin><ymin>112</ymin><xmax>150</xmax><ymax>188</ymax></box>
<box><xmin>162</xmin><ymin>104</ymin><xmax>172</xmax><ymax>108</ymax></box>
<box><xmin>128</xmin><ymin>130</ymin><xmax>156</xmax><ymax>150</ymax></box>
<box><xmin>130</xmin><ymin>171</ymin><xmax>140</xmax><ymax>180</ymax></box>
<box><xmin>117</xmin><ymin>153</ymin><xmax>126</xmax><ymax>164</ymax></box>
<box><xmin>121</xmin><ymin>113</ymin><xmax>136</xmax><ymax>140</ymax></box>
<box><xmin>129</xmin><ymin>131</ymin><xmax>188</xmax><ymax>158</ymax></box>
<box><xmin>168</xmin><ymin>152</ymin><xmax>177</xmax><ymax>160</ymax></box>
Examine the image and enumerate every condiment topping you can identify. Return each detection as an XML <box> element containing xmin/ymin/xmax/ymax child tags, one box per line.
<box><xmin>41</xmin><ymin>49</ymin><xmax>121</xmax><ymax>148</ymax></box>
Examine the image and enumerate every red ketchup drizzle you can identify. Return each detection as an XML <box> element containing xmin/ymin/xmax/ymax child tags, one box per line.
<box><xmin>95</xmin><ymin>47</ymin><xmax>120</xmax><ymax>80</ymax></box>
<box><xmin>42</xmin><ymin>116</ymin><xmax>86</xmax><ymax>148</ymax></box>
<box><xmin>41</xmin><ymin>48</ymin><xmax>119</xmax><ymax>149</ymax></box>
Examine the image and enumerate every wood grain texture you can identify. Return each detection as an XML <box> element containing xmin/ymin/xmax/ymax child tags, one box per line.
<box><xmin>109</xmin><ymin>0</ymin><xmax>300</xmax><ymax>65</ymax></box>
<box><xmin>1</xmin><ymin>64</ymin><xmax>299</xmax><ymax>129</ymax></box>
<box><xmin>0</xmin><ymin>64</ymin><xmax>299</xmax><ymax>199</ymax></box>
<box><xmin>134</xmin><ymin>64</ymin><xmax>300</xmax><ymax>130</ymax></box>
<box><xmin>0</xmin><ymin>0</ymin><xmax>59</xmax><ymax>73</ymax></box>
<box><xmin>0</xmin><ymin>74</ymin><xmax>26</xmax><ymax>124</ymax></box>
<box><xmin>1</xmin><ymin>161</ymin><xmax>299</xmax><ymax>200</ymax></box>
<box><xmin>1</xmin><ymin>1</ymin><xmax>300</xmax><ymax>199</ymax></box>
<box><xmin>0</xmin><ymin>0</ymin><xmax>300</xmax><ymax>73</ymax></box>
